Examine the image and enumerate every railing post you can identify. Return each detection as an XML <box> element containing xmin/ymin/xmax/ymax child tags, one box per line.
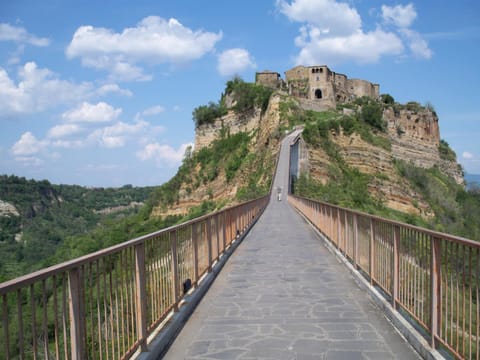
<box><xmin>337</xmin><ymin>208</ymin><xmax>341</xmax><ymax>249</ymax></box>
<box><xmin>223</xmin><ymin>211</ymin><xmax>227</xmax><ymax>251</ymax></box>
<box><xmin>344</xmin><ymin>210</ymin><xmax>348</xmax><ymax>255</ymax></box>
<box><xmin>68</xmin><ymin>267</ymin><xmax>86</xmax><ymax>360</ymax></box>
<box><xmin>216</xmin><ymin>214</ymin><xmax>220</xmax><ymax>260</ymax></box>
<box><xmin>370</xmin><ymin>218</ymin><xmax>375</xmax><ymax>285</ymax></box>
<box><xmin>353</xmin><ymin>213</ymin><xmax>359</xmax><ymax>269</ymax></box>
<box><xmin>134</xmin><ymin>243</ymin><xmax>147</xmax><ymax>351</ymax></box>
<box><xmin>392</xmin><ymin>225</ymin><xmax>400</xmax><ymax>309</ymax></box>
<box><xmin>431</xmin><ymin>236</ymin><xmax>441</xmax><ymax>349</ymax></box>
<box><xmin>171</xmin><ymin>230</ymin><xmax>180</xmax><ymax>311</ymax></box>
<box><xmin>207</xmin><ymin>218</ymin><xmax>212</xmax><ymax>272</ymax></box>
<box><xmin>192</xmin><ymin>223</ymin><xmax>199</xmax><ymax>285</ymax></box>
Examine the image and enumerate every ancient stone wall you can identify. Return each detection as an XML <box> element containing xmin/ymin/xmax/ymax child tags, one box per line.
<box><xmin>283</xmin><ymin>65</ymin><xmax>379</xmax><ymax>109</ymax></box>
<box><xmin>194</xmin><ymin>109</ymin><xmax>261</xmax><ymax>151</ymax></box>
<box><xmin>255</xmin><ymin>71</ymin><xmax>281</xmax><ymax>89</ymax></box>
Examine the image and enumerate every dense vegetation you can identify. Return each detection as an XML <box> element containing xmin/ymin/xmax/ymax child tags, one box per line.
<box><xmin>0</xmin><ymin>176</ymin><xmax>155</xmax><ymax>281</ymax></box>
<box><xmin>192</xmin><ymin>77</ymin><xmax>273</xmax><ymax>127</ymax></box>
<box><xmin>289</xmin><ymin>100</ymin><xmax>480</xmax><ymax>241</ymax></box>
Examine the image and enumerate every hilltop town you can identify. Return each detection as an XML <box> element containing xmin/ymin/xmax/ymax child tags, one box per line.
<box><xmin>256</xmin><ymin>65</ymin><xmax>379</xmax><ymax>111</ymax></box>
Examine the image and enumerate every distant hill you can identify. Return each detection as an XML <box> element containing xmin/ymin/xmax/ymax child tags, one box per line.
<box><xmin>465</xmin><ymin>173</ymin><xmax>480</xmax><ymax>189</ymax></box>
<box><xmin>0</xmin><ymin>175</ymin><xmax>155</xmax><ymax>281</ymax></box>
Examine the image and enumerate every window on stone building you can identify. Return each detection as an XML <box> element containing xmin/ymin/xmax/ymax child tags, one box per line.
<box><xmin>315</xmin><ymin>89</ymin><xmax>323</xmax><ymax>99</ymax></box>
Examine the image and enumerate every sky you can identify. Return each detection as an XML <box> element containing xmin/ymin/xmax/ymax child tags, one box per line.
<box><xmin>0</xmin><ymin>0</ymin><xmax>479</xmax><ymax>187</ymax></box>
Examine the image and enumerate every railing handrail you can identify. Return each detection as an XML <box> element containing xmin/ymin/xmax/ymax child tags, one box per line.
<box><xmin>0</xmin><ymin>195</ymin><xmax>268</xmax><ymax>294</ymax></box>
<box><xmin>293</xmin><ymin>194</ymin><xmax>480</xmax><ymax>247</ymax></box>
<box><xmin>1</xmin><ymin>194</ymin><xmax>269</xmax><ymax>359</ymax></box>
<box><xmin>289</xmin><ymin>194</ymin><xmax>480</xmax><ymax>360</ymax></box>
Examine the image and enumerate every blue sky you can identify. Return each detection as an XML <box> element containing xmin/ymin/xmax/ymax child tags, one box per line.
<box><xmin>0</xmin><ymin>0</ymin><xmax>479</xmax><ymax>187</ymax></box>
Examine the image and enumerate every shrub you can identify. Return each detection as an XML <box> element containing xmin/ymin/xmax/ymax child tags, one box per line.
<box><xmin>438</xmin><ymin>139</ymin><xmax>457</xmax><ymax>161</ymax></box>
<box><xmin>360</xmin><ymin>102</ymin><xmax>385</xmax><ymax>131</ymax></box>
<box><xmin>225</xmin><ymin>77</ymin><xmax>273</xmax><ymax>114</ymax></box>
<box><xmin>381</xmin><ymin>94</ymin><xmax>395</xmax><ymax>104</ymax></box>
<box><xmin>192</xmin><ymin>101</ymin><xmax>227</xmax><ymax>127</ymax></box>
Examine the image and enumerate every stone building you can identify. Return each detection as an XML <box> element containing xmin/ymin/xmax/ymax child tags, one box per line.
<box><xmin>256</xmin><ymin>65</ymin><xmax>379</xmax><ymax>110</ymax></box>
<box><xmin>255</xmin><ymin>71</ymin><xmax>282</xmax><ymax>89</ymax></box>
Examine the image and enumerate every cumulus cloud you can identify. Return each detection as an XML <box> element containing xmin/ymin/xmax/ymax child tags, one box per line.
<box><xmin>295</xmin><ymin>27</ymin><xmax>404</xmax><ymax>65</ymax></box>
<box><xmin>0</xmin><ymin>62</ymin><xmax>93</xmax><ymax>117</ymax></box>
<box><xmin>400</xmin><ymin>28</ymin><xmax>433</xmax><ymax>59</ymax></box>
<box><xmin>142</xmin><ymin>105</ymin><xmax>165</xmax><ymax>116</ymax></box>
<box><xmin>66</xmin><ymin>16</ymin><xmax>222</xmax><ymax>81</ymax></box>
<box><xmin>11</xmin><ymin>132</ymin><xmax>48</xmax><ymax>157</ymax></box>
<box><xmin>137</xmin><ymin>142</ymin><xmax>193</xmax><ymax>167</ymax></box>
<box><xmin>277</xmin><ymin>0</ymin><xmax>431</xmax><ymax>65</ymax></box>
<box><xmin>463</xmin><ymin>151</ymin><xmax>474</xmax><ymax>160</ymax></box>
<box><xmin>62</xmin><ymin>102</ymin><xmax>122</xmax><ymax>123</ymax></box>
<box><xmin>88</xmin><ymin>119</ymin><xmax>151</xmax><ymax>148</ymax></box>
<box><xmin>381</xmin><ymin>3</ymin><xmax>417</xmax><ymax>28</ymax></box>
<box><xmin>96</xmin><ymin>83</ymin><xmax>133</xmax><ymax>97</ymax></box>
<box><xmin>0</xmin><ymin>23</ymin><xmax>50</xmax><ymax>46</ymax></box>
<box><xmin>217</xmin><ymin>48</ymin><xmax>256</xmax><ymax>76</ymax></box>
<box><xmin>47</xmin><ymin>124</ymin><xmax>83</xmax><ymax>139</ymax></box>
<box><xmin>278</xmin><ymin>0</ymin><xmax>361</xmax><ymax>36</ymax></box>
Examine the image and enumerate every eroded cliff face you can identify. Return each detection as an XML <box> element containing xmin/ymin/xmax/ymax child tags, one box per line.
<box><xmin>384</xmin><ymin>107</ymin><xmax>463</xmax><ymax>184</ymax></box>
<box><xmin>151</xmin><ymin>94</ymin><xmax>283</xmax><ymax>218</ymax></box>
<box><xmin>304</xmin><ymin>103</ymin><xmax>462</xmax><ymax>217</ymax></box>
<box><xmin>307</xmin><ymin>131</ymin><xmax>433</xmax><ymax>216</ymax></box>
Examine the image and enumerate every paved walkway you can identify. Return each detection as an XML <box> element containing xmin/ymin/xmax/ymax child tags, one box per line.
<box><xmin>164</xmin><ymin>132</ymin><xmax>420</xmax><ymax>360</ymax></box>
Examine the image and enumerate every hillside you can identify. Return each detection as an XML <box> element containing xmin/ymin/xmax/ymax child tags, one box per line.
<box><xmin>149</xmin><ymin>77</ymin><xmax>281</xmax><ymax>218</ymax></box>
<box><xmin>0</xmin><ymin>175</ymin><xmax>154</xmax><ymax>280</ymax></box>
<box><xmin>2</xmin><ymin>72</ymin><xmax>480</xmax><ymax>281</ymax></box>
<box><xmin>150</xmin><ymin>75</ymin><xmax>480</xmax><ymax>241</ymax></box>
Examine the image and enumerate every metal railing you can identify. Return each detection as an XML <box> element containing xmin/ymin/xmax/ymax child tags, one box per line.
<box><xmin>0</xmin><ymin>196</ymin><xmax>268</xmax><ymax>359</ymax></box>
<box><xmin>289</xmin><ymin>195</ymin><xmax>480</xmax><ymax>360</ymax></box>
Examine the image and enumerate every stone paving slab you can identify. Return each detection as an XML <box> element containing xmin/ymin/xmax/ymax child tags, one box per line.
<box><xmin>164</xmin><ymin>132</ymin><xmax>420</xmax><ymax>360</ymax></box>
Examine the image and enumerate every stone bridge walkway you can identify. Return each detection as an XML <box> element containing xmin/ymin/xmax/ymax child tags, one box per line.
<box><xmin>164</xmin><ymin>132</ymin><xmax>420</xmax><ymax>360</ymax></box>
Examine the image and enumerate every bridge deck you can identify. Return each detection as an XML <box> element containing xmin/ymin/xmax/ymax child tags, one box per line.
<box><xmin>164</xmin><ymin>132</ymin><xmax>420</xmax><ymax>360</ymax></box>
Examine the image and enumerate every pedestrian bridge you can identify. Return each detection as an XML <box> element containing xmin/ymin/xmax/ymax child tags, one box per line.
<box><xmin>1</xmin><ymin>132</ymin><xmax>478</xmax><ymax>359</ymax></box>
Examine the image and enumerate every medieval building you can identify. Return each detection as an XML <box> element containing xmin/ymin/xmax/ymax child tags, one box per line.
<box><xmin>256</xmin><ymin>65</ymin><xmax>379</xmax><ymax>110</ymax></box>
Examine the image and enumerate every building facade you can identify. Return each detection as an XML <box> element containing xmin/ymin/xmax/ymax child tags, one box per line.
<box><xmin>256</xmin><ymin>65</ymin><xmax>379</xmax><ymax>110</ymax></box>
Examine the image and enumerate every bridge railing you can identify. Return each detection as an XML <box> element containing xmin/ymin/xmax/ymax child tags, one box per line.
<box><xmin>289</xmin><ymin>195</ymin><xmax>480</xmax><ymax>360</ymax></box>
<box><xmin>0</xmin><ymin>196</ymin><xmax>268</xmax><ymax>359</ymax></box>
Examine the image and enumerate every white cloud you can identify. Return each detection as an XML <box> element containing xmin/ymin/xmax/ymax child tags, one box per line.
<box><xmin>142</xmin><ymin>105</ymin><xmax>165</xmax><ymax>116</ymax></box>
<box><xmin>96</xmin><ymin>83</ymin><xmax>133</xmax><ymax>97</ymax></box>
<box><xmin>66</xmin><ymin>16</ymin><xmax>222</xmax><ymax>81</ymax></box>
<box><xmin>0</xmin><ymin>23</ymin><xmax>50</xmax><ymax>46</ymax></box>
<box><xmin>463</xmin><ymin>151</ymin><xmax>474</xmax><ymax>160</ymax></box>
<box><xmin>278</xmin><ymin>0</ymin><xmax>431</xmax><ymax>65</ymax></box>
<box><xmin>88</xmin><ymin>119</ymin><xmax>151</xmax><ymax>148</ymax></box>
<box><xmin>400</xmin><ymin>28</ymin><xmax>433</xmax><ymax>59</ymax></box>
<box><xmin>295</xmin><ymin>27</ymin><xmax>404</xmax><ymax>65</ymax></box>
<box><xmin>50</xmin><ymin>139</ymin><xmax>86</xmax><ymax>149</ymax></box>
<box><xmin>137</xmin><ymin>142</ymin><xmax>192</xmax><ymax>167</ymax></box>
<box><xmin>12</xmin><ymin>156</ymin><xmax>44</xmax><ymax>167</ymax></box>
<box><xmin>0</xmin><ymin>62</ymin><xmax>93</xmax><ymax>117</ymax></box>
<box><xmin>47</xmin><ymin>124</ymin><xmax>83</xmax><ymax>139</ymax></box>
<box><xmin>217</xmin><ymin>48</ymin><xmax>256</xmax><ymax>76</ymax></box>
<box><xmin>62</xmin><ymin>102</ymin><xmax>122</xmax><ymax>123</ymax></box>
<box><xmin>381</xmin><ymin>4</ymin><xmax>417</xmax><ymax>28</ymax></box>
<box><xmin>278</xmin><ymin>0</ymin><xmax>361</xmax><ymax>36</ymax></box>
<box><xmin>11</xmin><ymin>132</ymin><xmax>48</xmax><ymax>156</ymax></box>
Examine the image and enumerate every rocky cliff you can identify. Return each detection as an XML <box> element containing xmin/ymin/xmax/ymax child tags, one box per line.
<box><xmin>151</xmin><ymin>91</ymin><xmax>283</xmax><ymax>218</ymax></box>
<box><xmin>154</xmin><ymin>81</ymin><xmax>463</xmax><ymax>220</ymax></box>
